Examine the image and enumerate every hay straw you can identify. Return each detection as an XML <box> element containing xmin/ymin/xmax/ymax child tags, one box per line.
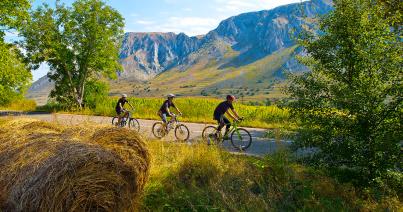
<box><xmin>0</xmin><ymin>118</ymin><xmax>150</xmax><ymax>211</ymax></box>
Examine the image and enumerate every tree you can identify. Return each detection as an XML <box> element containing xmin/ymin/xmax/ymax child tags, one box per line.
<box><xmin>0</xmin><ymin>0</ymin><xmax>30</xmax><ymax>40</ymax></box>
<box><xmin>287</xmin><ymin>0</ymin><xmax>402</xmax><ymax>185</ymax></box>
<box><xmin>21</xmin><ymin>0</ymin><xmax>124</xmax><ymax>108</ymax></box>
<box><xmin>0</xmin><ymin>43</ymin><xmax>31</xmax><ymax>105</ymax></box>
<box><xmin>0</xmin><ymin>0</ymin><xmax>31</xmax><ymax>105</ymax></box>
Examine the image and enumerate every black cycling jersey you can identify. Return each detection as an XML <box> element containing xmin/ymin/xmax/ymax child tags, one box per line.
<box><xmin>213</xmin><ymin>101</ymin><xmax>234</xmax><ymax>120</ymax></box>
<box><xmin>115</xmin><ymin>98</ymin><xmax>128</xmax><ymax>111</ymax></box>
<box><xmin>159</xmin><ymin>100</ymin><xmax>175</xmax><ymax>114</ymax></box>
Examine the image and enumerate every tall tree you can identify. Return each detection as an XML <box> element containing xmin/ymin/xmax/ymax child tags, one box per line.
<box><xmin>0</xmin><ymin>0</ymin><xmax>31</xmax><ymax>105</ymax></box>
<box><xmin>287</xmin><ymin>0</ymin><xmax>402</xmax><ymax>184</ymax></box>
<box><xmin>21</xmin><ymin>0</ymin><xmax>124</xmax><ymax>108</ymax></box>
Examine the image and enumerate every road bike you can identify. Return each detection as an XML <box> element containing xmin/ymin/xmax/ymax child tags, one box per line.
<box><xmin>111</xmin><ymin>110</ymin><xmax>140</xmax><ymax>132</ymax></box>
<box><xmin>202</xmin><ymin>118</ymin><xmax>252</xmax><ymax>151</ymax></box>
<box><xmin>152</xmin><ymin>113</ymin><xmax>190</xmax><ymax>141</ymax></box>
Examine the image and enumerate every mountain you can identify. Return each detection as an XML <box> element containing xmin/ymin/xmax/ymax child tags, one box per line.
<box><xmin>119</xmin><ymin>32</ymin><xmax>202</xmax><ymax>80</ymax></box>
<box><xmin>28</xmin><ymin>0</ymin><xmax>333</xmax><ymax>104</ymax></box>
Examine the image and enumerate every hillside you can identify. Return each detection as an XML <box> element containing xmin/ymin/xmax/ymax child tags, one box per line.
<box><xmin>27</xmin><ymin>0</ymin><xmax>333</xmax><ymax>104</ymax></box>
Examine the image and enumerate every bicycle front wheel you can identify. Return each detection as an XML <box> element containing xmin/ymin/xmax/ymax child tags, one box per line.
<box><xmin>111</xmin><ymin>117</ymin><xmax>118</xmax><ymax>126</ymax></box>
<box><xmin>230</xmin><ymin>128</ymin><xmax>252</xmax><ymax>151</ymax></box>
<box><xmin>175</xmin><ymin>124</ymin><xmax>190</xmax><ymax>141</ymax></box>
<box><xmin>152</xmin><ymin>122</ymin><xmax>166</xmax><ymax>139</ymax></box>
<box><xmin>129</xmin><ymin>118</ymin><xmax>140</xmax><ymax>132</ymax></box>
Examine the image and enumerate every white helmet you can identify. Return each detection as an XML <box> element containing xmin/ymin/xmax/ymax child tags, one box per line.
<box><xmin>167</xmin><ymin>93</ymin><xmax>175</xmax><ymax>98</ymax></box>
<box><xmin>122</xmin><ymin>94</ymin><xmax>127</xmax><ymax>98</ymax></box>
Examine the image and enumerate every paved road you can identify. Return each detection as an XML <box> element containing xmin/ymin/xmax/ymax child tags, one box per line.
<box><xmin>3</xmin><ymin>112</ymin><xmax>292</xmax><ymax>157</ymax></box>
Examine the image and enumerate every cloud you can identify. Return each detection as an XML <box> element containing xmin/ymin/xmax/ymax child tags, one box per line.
<box><xmin>215</xmin><ymin>0</ymin><xmax>305</xmax><ymax>13</ymax></box>
<box><xmin>136</xmin><ymin>20</ymin><xmax>155</xmax><ymax>25</ymax></box>
<box><xmin>142</xmin><ymin>16</ymin><xmax>221</xmax><ymax>36</ymax></box>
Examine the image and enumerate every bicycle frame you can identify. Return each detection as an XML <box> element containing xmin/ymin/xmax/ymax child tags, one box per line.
<box><xmin>166</xmin><ymin>114</ymin><xmax>180</xmax><ymax>130</ymax></box>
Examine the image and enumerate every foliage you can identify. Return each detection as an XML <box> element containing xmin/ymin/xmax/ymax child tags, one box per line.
<box><xmin>287</xmin><ymin>0</ymin><xmax>402</xmax><ymax>185</ymax></box>
<box><xmin>0</xmin><ymin>43</ymin><xmax>31</xmax><ymax>105</ymax></box>
<box><xmin>21</xmin><ymin>0</ymin><xmax>124</xmax><ymax>109</ymax></box>
<box><xmin>83</xmin><ymin>80</ymin><xmax>109</xmax><ymax>109</ymax></box>
<box><xmin>0</xmin><ymin>0</ymin><xmax>32</xmax><ymax>106</ymax></box>
<box><xmin>0</xmin><ymin>0</ymin><xmax>30</xmax><ymax>40</ymax></box>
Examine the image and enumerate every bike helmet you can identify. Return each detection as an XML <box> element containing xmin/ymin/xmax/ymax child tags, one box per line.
<box><xmin>167</xmin><ymin>93</ymin><xmax>176</xmax><ymax>98</ymax></box>
<box><xmin>226</xmin><ymin>95</ymin><xmax>236</xmax><ymax>101</ymax></box>
<box><xmin>122</xmin><ymin>94</ymin><xmax>127</xmax><ymax>98</ymax></box>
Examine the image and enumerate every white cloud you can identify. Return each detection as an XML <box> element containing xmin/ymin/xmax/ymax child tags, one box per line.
<box><xmin>215</xmin><ymin>0</ymin><xmax>305</xmax><ymax>13</ymax></box>
<box><xmin>143</xmin><ymin>16</ymin><xmax>221</xmax><ymax>36</ymax></box>
<box><xmin>136</xmin><ymin>20</ymin><xmax>155</xmax><ymax>25</ymax></box>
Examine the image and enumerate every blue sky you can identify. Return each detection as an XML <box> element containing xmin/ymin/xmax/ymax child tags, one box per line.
<box><xmin>6</xmin><ymin>0</ymin><xmax>304</xmax><ymax>81</ymax></box>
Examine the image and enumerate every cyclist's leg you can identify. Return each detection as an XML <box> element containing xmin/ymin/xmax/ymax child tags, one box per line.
<box><xmin>160</xmin><ymin>113</ymin><xmax>167</xmax><ymax>123</ymax></box>
<box><xmin>217</xmin><ymin>115</ymin><xmax>225</xmax><ymax>132</ymax></box>
<box><xmin>116</xmin><ymin>109</ymin><xmax>123</xmax><ymax>125</ymax></box>
<box><xmin>222</xmin><ymin>116</ymin><xmax>231</xmax><ymax>137</ymax></box>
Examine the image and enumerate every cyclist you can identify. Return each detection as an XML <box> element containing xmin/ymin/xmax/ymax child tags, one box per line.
<box><xmin>158</xmin><ymin>94</ymin><xmax>182</xmax><ymax>129</ymax></box>
<box><xmin>115</xmin><ymin>94</ymin><xmax>134</xmax><ymax>126</ymax></box>
<box><xmin>213</xmin><ymin>95</ymin><xmax>241</xmax><ymax>139</ymax></box>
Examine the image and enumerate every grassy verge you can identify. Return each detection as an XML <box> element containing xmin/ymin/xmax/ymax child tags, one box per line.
<box><xmin>0</xmin><ymin>99</ymin><xmax>36</xmax><ymax>111</ymax></box>
<box><xmin>39</xmin><ymin>97</ymin><xmax>292</xmax><ymax>129</ymax></box>
<box><xmin>142</xmin><ymin>141</ymin><xmax>401</xmax><ymax>211</ymax></box>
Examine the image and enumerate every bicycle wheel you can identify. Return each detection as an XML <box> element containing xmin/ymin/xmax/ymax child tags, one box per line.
<box><xmin>202</xmin><ymin>126</ymin><xmax>222</xmax><ymax>145</ymax></box>
<box><xmin>129</xmin><ymin>118</ymin><xmax>140</xmax><ymax>132</ymax></box>
<box><xmin>111</xmin><ymin>117</ymin><xmax>118</xmax><ymax>126</ymax></box>
<box><xmin>175</xmin><ymin>124</ymin><xmax>190</xmax><ymax>141</ymax></box>
<box><xmin>152</xmin><ymin>122</ymin><xmax>166</xmax><ymax>139</ymax></box>
<box><xmin>230</xmin><ymin>128</ymin><xmax>252</xmax><ymax>151</ymax></box>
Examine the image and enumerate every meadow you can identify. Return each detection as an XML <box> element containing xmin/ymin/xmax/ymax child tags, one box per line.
<box><xmin>40</xmin><ymin>97</ymin><xmax>292</xmax><ymax>129</ymax></box>
<box><xmin>1</xmin><ymin>118</ymin><xmax>399</xmax><ymax>211</ymax></box>
<box><xmin>142</xmin><ymin>141</ymin><xmax>401</xmax><ymax>211</ymax></box>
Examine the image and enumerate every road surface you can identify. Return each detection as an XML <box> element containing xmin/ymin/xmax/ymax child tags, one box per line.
<box><xmin>2</xmin><ymin>112</ymin><xmax>292</xmax><ymax>157</ymax></box>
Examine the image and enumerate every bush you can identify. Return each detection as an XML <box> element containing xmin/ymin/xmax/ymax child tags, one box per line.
<box><xmin>83</xmin><ymin>80</ymin><xmax>109</xmax><ymax>109</ymax></box>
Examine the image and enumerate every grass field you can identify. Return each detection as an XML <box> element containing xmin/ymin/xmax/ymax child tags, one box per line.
<box><xmin>2</xmin><ymin>118</ymin><xmax>399</xmax><ymax>211</ymax></box>
<box><xmin>40</xmin><ymin>97</ymin><xmax>291</xmax><ymax>129</ymax></box>
<box><xmin>141</xmin><ymin>141</ymin><xmax>401</xmax><ymax>211</ymax></box>
<box><xmin>0</xmin><ymin>99</ymin><xmax>36</xmax><ymax>111</ymax></box>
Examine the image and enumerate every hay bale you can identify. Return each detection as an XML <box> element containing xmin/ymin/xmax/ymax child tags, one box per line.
<box><xmin>0</xmin><ymin>119</ymin><xmax>150</xmax><ymax>211</ymax></box>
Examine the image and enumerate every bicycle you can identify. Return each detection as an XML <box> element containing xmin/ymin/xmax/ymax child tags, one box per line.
<box><xmin>202</xmin><ymin>118</ymin><xmax>252</xmax><ymax>151</ymax></box>
<box><xmin>111</xmin><ymin>110</ymin><xmax>140</xmax><ymax>132</ymax></box>
<box><xmin>152</xmin><ymin>113</ymin><xmax>190</xmax><ymax>141</ymax></box>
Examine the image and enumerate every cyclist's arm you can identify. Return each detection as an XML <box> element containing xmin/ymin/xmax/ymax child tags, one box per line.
<box><xmin>119</xmin><ymin>102</ymin><xmax>124</xmax><ymax>110</ymax></box>
<box><xmin>231</xmin><ymin>108</ymin><xmax>241</xmax><ymax>119</ymax></box>
<box><xmin>225</xmin><ymin>110</ymin><xmax>237</xmax><ymax>120</ymax></box>
<box><xmin>166</xmin><ymin>107</ymin><xmax>173</xmax><ymax>116</ymax></box>
<box><xmin>174</xmin><ymin>106</ymin><xmax>182</xmax><ymax>115</ymax></box>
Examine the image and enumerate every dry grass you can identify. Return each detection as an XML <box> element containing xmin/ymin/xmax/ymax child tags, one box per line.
<box><xmin>0</xmin><ymin>118</ymin><xmax>150</xmax><ymax>211</ymax></box>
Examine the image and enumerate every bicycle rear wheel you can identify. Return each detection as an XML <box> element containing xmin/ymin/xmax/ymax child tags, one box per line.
<box><xmin>129</xmin><ymin>118</ymin><xmax>140</xmax><ymax>132</ymax></box>
<box><xmin>202</xmin><ymin>126</ymin><xmax>222</xmax><ymax>145</ymax></box>
<box><xmin>175</xmin><ymin>124</ymin><xmax>190</xmax><ymax>141</ymax></box>
<box><xmin>152</xmin><ymin>122</ymin><xmax>166</xmax><ymax>139</ymax></box>
<box><xmin>230</xmin><ymin>128</ymin><xmax>252</xmax><ymax>151</ymax></box>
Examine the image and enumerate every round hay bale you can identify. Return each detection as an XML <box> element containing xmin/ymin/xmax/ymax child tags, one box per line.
<box><xmin>0</xmin><ymin>119</ymin><xmax>150</xmax><ymax>211</ymax></box>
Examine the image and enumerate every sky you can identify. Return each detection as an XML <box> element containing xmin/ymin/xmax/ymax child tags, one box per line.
<box><xmin>6</xmin><ymin>0</ymin><xmax>304</xmax><ymax>81</ymax></box>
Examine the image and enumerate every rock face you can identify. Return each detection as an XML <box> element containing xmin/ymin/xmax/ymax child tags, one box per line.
<box><xmin>119</xmin><ymin>32</ymin><xmax>202</xmax><ymax>80</ymax></box>
<box><xmin>118</xmin><ymin>0</ymin><xmax>333</xmax><ymax>79</ymax></box>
